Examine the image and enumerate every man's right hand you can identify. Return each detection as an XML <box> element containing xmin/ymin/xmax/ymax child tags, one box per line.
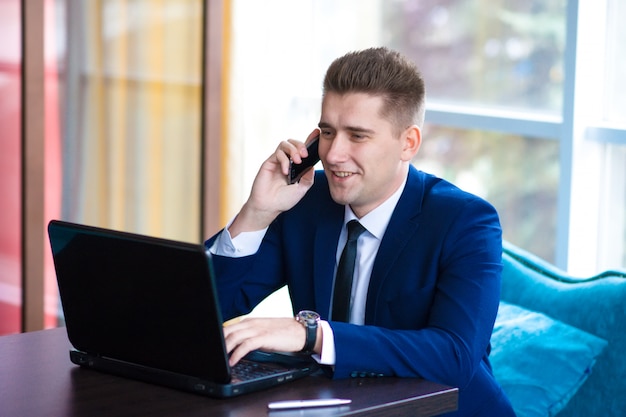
<box><xmin>228</xmin><ymin>129</ymin><xmax>319</xmax><ymax>238</ymax></box>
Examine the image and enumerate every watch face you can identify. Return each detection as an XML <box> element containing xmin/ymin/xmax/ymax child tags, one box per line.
<box><xmin>298</xmin><ymin>310</ymin><xmax>320</xmax><ymax>324</ymax></box>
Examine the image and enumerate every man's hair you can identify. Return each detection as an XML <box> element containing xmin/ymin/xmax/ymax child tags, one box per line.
<box><xmin>323</xmin><ymin>47</ymin><xmax>426</xmax><ymax>131</ymax></box>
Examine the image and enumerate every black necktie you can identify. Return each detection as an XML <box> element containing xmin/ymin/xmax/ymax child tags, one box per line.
<box><xmin>332</xmin><ymin>220</ymin><xmax>366</xmax><ymax>322</ymax></box>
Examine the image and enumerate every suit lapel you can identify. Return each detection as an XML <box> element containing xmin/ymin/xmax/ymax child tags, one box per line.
<box><xmin>365</xmin><ymin>167</ymin><xmax>425</xmax><ymax>323</ymax></box>
<box><xmin>313</xmin><ymin>204</ymin><xmax>344</xmax><ymax>319</ymax></box>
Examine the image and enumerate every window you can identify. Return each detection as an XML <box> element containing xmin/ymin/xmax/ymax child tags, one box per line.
<box><xmin>57</xmin><ymin>0</ymin><xmax>204</xmax><ymax>242</ymax></box>
<box><xmin>604</xmin><ymin>0</ymin><xmax>626</xmax><ymax>123</ymax></box>
<box><xmin>564</xmin><ymin>0</ymin><xmax>626</xmax><ymax>274</ymax></box>
<box><xmin>385</xmin><ymin>0</ymin><xmax>566</xmax><ymax>114</ymax></box>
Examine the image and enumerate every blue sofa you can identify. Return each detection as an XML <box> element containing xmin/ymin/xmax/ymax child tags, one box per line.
<box><xmin>492</xmin><ymin>241</ymin><xmax>626</xmax><ymax>417</ymax></box>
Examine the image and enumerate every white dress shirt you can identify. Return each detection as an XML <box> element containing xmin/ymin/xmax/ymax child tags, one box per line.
<box><xmin>209</xmin><ymin>175</ymin><xmax>407</xmax><ymax>365</ymax></box>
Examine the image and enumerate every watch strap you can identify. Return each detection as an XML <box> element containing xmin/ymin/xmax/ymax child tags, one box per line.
<box><xmin>301</xmin><ymin>320</ymin><xmax>317</xmax><ymax>353</ymax></box>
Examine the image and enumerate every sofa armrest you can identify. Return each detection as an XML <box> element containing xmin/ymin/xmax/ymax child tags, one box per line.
<box><xmin>501</xmin><ymin>241</ymin><xmax>626</xmax><ymax>417</ymax></box>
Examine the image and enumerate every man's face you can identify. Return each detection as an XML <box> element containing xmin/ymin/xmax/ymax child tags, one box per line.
<box><xmin>318</xmin><ymin>92</ymin><xmax>416</xmax><ymax>218</ymax></box>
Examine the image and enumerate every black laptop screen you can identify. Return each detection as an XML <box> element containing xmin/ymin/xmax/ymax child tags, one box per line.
<box><xmin>48</xmin><ymin>220</ymin><xmax>231</xmax><ymax>382</ymax></box>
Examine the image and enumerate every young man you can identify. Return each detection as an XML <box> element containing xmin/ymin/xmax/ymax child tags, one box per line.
<box><xmin>206</xmin><ymin>47</ymin><xmax>514</xmax><ymax>415</ymax></box>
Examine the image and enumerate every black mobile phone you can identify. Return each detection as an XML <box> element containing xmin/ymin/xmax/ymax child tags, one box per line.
<box><xmin>288</xmin><ymin>136</ymin><xmax>320</xmax><ymax>184</ymax></box>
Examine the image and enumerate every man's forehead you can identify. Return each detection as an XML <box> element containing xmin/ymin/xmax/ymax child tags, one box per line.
<box><xmin>320</xmin><ymin>92</ymin><xmax>388</xmax><ymax>131</ymax></box>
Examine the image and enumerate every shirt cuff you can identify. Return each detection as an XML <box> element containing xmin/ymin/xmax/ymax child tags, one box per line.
<box><xmin>208</xmin><ymin>218</ymin><xmax>268</xmax><ymax>257</ymax></box>
<box><xmin>312</xmin><ymin>320</ymin><xmax>336</xmax><ymax>365</ymax></box>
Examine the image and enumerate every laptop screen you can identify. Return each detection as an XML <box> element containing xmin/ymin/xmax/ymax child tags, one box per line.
<box><xmin>48</xmin><ymin>220</ymin><xmax>231</xmax><ymax>383</ymax></box>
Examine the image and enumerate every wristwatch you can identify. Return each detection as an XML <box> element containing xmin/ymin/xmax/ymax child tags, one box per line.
<box><xmin>295</xmin><ymin>310</ymin><xmax>320</xmax><ymax>354</ymax></box>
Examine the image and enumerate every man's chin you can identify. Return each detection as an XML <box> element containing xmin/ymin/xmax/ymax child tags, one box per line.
<box><xmin>328</xmin><ymin>186</ymin><xmax>357</xmax><ymax>207</ymax></box>
<box><xmin>328</xmin><ymin>188</ymin><xmax>349</xmax><ymax>206</ymax></box>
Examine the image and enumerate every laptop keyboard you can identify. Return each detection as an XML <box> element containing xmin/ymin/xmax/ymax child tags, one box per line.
<box><xmin>231</xmin><ymin>360</ymin><xmax>287</xmax><ymax>382</ymax></box>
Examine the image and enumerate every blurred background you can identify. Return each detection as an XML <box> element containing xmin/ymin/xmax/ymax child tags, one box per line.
<box><xmin>1</xmin><ymin>0</ymin><xmax>624</xmax><ymax>334</ymax></box>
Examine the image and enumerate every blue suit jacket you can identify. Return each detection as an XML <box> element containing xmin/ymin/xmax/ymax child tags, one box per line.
<box><xmin>206</xmin><ymin>166</ymin><xmax>514</xmax><ymax>416</ymax></box>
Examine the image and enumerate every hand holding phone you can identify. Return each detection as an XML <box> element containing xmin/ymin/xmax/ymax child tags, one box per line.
<box><xmin>288</xmin><ymin>136</ymin><xmax>320</xmax><ymax>184</ymax></box>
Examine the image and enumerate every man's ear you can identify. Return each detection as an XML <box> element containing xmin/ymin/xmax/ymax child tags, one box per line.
<box><xmin>400</xmin><ymin>125</ymin><xmax>421</xmax><ymax>161</ymax></box>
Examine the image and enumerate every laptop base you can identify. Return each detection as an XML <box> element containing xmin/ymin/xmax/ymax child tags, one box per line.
<box><xmin>70</xmin><ymin>349</ymin><xmax>318</xmax><ymax>398</ymax></box>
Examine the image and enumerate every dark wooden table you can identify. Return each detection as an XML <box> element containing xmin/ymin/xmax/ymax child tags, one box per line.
<box><xmin>0</xmin><ymin>328</ymin><xmax>458</xmax><ymax>416</ymax></box>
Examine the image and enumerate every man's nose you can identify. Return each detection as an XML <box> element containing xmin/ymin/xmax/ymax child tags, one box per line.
<box><xmin>324</xmin><ymin>135</ymin><xmax>349</xmax><ymax>164</ymax></box>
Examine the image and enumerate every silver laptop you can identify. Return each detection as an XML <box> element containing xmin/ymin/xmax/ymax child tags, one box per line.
<box><xmin>48</xmin><ymin>220</ymin><xmax>316</xmax><ymax>398</ymax></box>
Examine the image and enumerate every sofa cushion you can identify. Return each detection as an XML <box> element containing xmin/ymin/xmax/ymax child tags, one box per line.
<box><xmin>501</xmin><ymin>242</ymin><xmax>626</xmax><ymax>417</ymax></box>
<box><xmin>491</xmin><ymin>301</ymin><xmax>607</xmax><ymax>417</ymax></box>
